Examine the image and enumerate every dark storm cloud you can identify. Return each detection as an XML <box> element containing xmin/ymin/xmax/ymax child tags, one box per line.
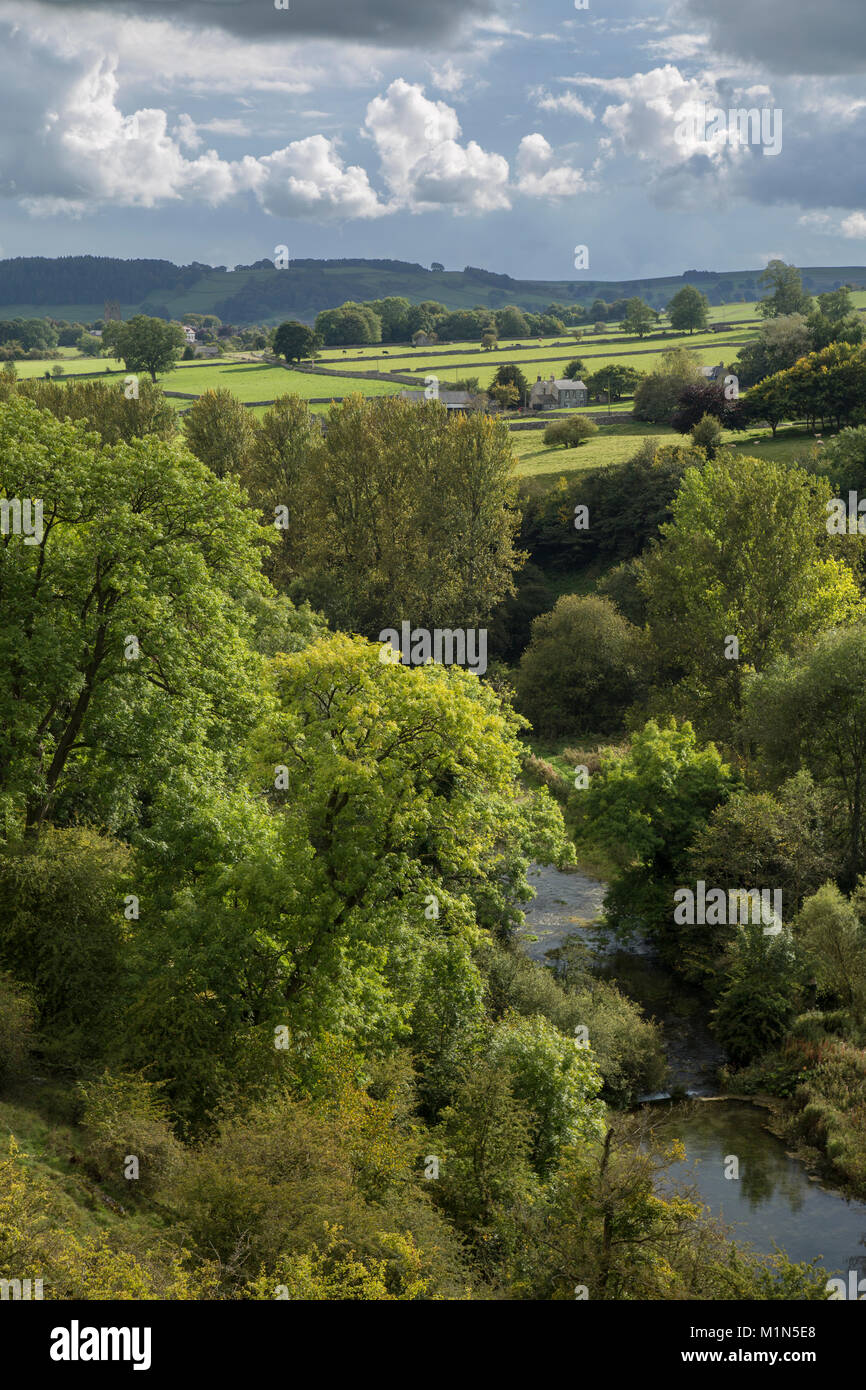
<box><xmin>32</xmin><ymin>0</ymin><xmax>502</xmax><ymax>45</ymax></box>
<box><xmin>683</xmin><ymin>0</ymin><xmax>866</xmax><ymax>75</ymax></box>
<box><xmin>730</xmin><ymin>115</ymin><xmax>866</xmax><ymax>210</ymax></box>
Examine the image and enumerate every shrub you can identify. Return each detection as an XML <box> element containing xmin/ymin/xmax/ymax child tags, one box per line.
<box><xmin>77</xmin><ymin>1071</ymin><xmax>182</xmax><ymax>1194</ymax></box>
<box><xmin>543</xmin><ymin>416</ymin><xmax>598</xmax><ymax>448</ymax></box>
<box><xmin>690</xmin><ymin>412</ymin><xmax>724</xmax><ymax>458</ymax></box>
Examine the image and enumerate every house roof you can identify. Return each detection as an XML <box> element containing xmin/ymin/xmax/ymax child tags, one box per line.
<box><xmin>400</xmin><ymin>388</ymin><xmax>477</xmax><ymax>406</ymax></box>
<box><xmin>554</xmin><ymin>379</ymin><xmax>587</xmax><ymax>390</ymax></box>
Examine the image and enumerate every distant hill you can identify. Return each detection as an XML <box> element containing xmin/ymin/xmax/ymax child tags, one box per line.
<box><xmin>0</xmin><ymin>255</ymin><xmax>864</xmax><ymax>327</ymax></box>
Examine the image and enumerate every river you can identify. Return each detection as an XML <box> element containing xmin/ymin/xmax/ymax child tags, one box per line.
<box><xmin>521</xmin><ymin>862</ymin><xmax>866</xmax><ymax>1283</ymax></box>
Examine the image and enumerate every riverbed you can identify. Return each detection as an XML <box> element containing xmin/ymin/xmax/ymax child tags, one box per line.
<box><xmin>521</xmin><ymin>862</ymin><xmax>866</xmax><ymax>1282</ymax></box>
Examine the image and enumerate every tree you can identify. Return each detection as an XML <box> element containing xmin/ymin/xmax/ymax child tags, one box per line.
<box><xmin>290</xmin><ymin>395</ymin><xmax>522</xmax><ymax>635</ymax></box>
<box><xmin>431</xmin><ymin>262</ymin><xmax>444</xmax><ymax>272</ymax></box>
<box><xmin>741</xmin><ymin>374</ymin><xmax>789</xmax><ymax>436</ymax></box>
<box><xmin>488</xmin><ymin>381</ymin><xmax>519</xmax><ymax>410</ymax></box>
<box><xmin>101</xmin><ymin>315</ymin><xmax>185</xmax><ymax>381</ymax></box>
<box><xmin>0</xmin><ymin>394</ymin><xmax>268</xmax><ymax>834</ymax></box>
<box><xmin>671</xmin><ymin>381</ymin><xmax>743</xmax><ymax>433</ymax></box>
<box><xmin>274</xmin><ymin>320</ymin><xmax>319</xmax><ymax>363</ymax></box>
<box><xmin>621</xmin><ymin>298</ymin><xmax>658</xmax><ymax>339</ymax></box>
<box><xmin>486</xmin><ymin>1013</ymin><xmax>603</xmax><ymax>1176</ymax></box>
<box><xmin>806</xmin><ymin>290</ymin><xmax>864</xmax><ymax>352</ymax></box>
<box><xmin>735</xmin><ymin>313</ymin><xmax>811</xmax><ymax>387</ymax></box>
<box><xmin>516</xmin><ymin>595</ymin><xmax>645</xmax><ymax>737</ymax></box>
<box><xmin>758</xmin><ymin>260</ymin><xmax>812</xmax><ymax>319</ymax></box>
<box><xmin>184</xmin><ymin>389</ymin><xmax>255</xmax><ymax>479</ymax></box>
<box><xmin>492</xmin><ymin>362</ymin><xmax>529</xmax><ymax>404</ymax></box>
<box><xmin>14</xmin><ymin>376</ymin><xmax>176</xmax><ymax>445</ymax></box>
<box><xmin>367</xmin><ymin>296</ymin><xmax>412</xmax><ymax>342</ymax></box>
<box><xmin>688</xmin><ymin>772</ymin><xmax>838</xmax><ymax>923</ymax></box>
<box><xmin>563</xmin><ymin>358</ymin><xmax>585</xmax><ymax>380</ymax></box>
<box><xmin>639</xmin><ymin>452</ymin><xmax>862</xmax><ymax>736</ymax></box>
<box><xmin>667</xmin><ymin>285</ymin><xmax>710</xmax><ymax>334</ymax></box>
<box><xmin>632</xmin><ymin>347</ymin><xmax>703</xmax><ymax>423</ymax></box>
<box><xmin>494</xmin><ymin>306</ymin><xmax>530</xmax><ymax>338</ymax></box>
<box><xmin>136</xmin><ymin>636</ymin><xmax>569</xmax><ymax>1103</ymax></box>
<box><xmin>437</xmin><ymin>309</ymin><xmax>489</xmax><ymax>342</ymax></box>
<box><xmin>314</xmin><ymin>302</ymin><xmax>382</xmax><ymax>346</ymax></box>
<box><xmin>240</xmin><ymin>393</ymin><xmax>321</xmax><ymax>588</ymax></box>
<box><xmin>584</xmin><ymin>364</ymin><xmax>641</xmax><ymax>403</ymax></box>
<box><xmin>481</xmin><ymin>331</ymin><xmax>498</xmax><ymax>351</ymax></box>
<box><xmin>574</xmin><ymin>719</ymin><xmax>737</xmax><ymax>965</ymax></box>
<box><xmin>795</xmin><ymin>883</ymin><xmax>866</xmax><ymax>1020</ymax></box>
<box><xmin>712</xmin><ymin>920</ymin><xmax>798</xmax><ymax>1066</ymax></box>
<box><xmin>742</xmin><ymin>626</ymin><xmax>866</xmax><ymax>888</ymax></box>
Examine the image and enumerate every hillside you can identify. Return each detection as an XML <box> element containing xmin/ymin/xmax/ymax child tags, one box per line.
<box><xmin>1</xmin><ymin>255</ymin><xmax>865</xmax><ymax>327</ymax></box>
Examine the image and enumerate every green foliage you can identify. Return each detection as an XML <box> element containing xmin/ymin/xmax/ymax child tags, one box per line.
<box><xmin>712</xmin><ymin>921</ymin><xmax>799</xmax><ymax>1066</ymax></box>
<box><xmin>101</xmin><ymin>315</ymin><xmax>185</xmax><ymax>381</ymax></box>
<box><xmin>14</xmin><ymin>376</ymin><xmax>176</xmax><ymax>444</ymax></box>
<box><xmin>795</xmin><ymin>882</ymin><xmax>866</xmax><ymax>1019</ymax></box>
<box><xmin>632</xmin><ymin>346</ymin><xmax>704</xmax><ymax>422</ymax></box>
<box><xmin>638</xmin><ymin>451</ymin><xmax>862</xmax><ymax>736</ymax></box>
<box><xmin>183</xmin><ymin>387</ymin><xmax>255</xmax><ymax>478</ymax></box>
<box><xmin>487</xmin><ymin>1012</ymin><xmax>604</xmax><ymax>1175</ymax></box>
<box><xmin>286</xmin><ymin>395</ymin><xmax>522</xmax><ymax>635</ymax></box>
<box><xmin>743</xmin><ymin>625</ymin><xmax>866</xmax><ymax>886</ymax></box>
<box><xmin>78</xmin><ymin>1070</ymin><xmax>182</xmax><ymax>1193</ymax></box>
<box><xmin>542</xmin><ymin>416</ymin><xmax>598</xmax><ymax>448</ymax></box>
<box><xmin>621</xmin><ymin>297</ymin><xmax>658</xmax><ymax>338</ymax></box>
<box><xmin>0</xmin><ymin>829</ymin><xmax>132</xmax><ymax>1064</ymax></box>
<box><xmin>690</xmin><ymin>412</ymin><xmax>723</xmax><ymax>457</ymax></box>
<box><xmin>273</xmin><ymin>320</ymin><xmax>319</xmax><ymax>362</ymax></box>
<box><xmin>667</xmin><ymin>285</ymin><xmax>710</xmax><ymax>333</ymax></box>
<box><xmin>573</xmin><ymin>719</ymin><xmax>737</xmax><ymax>962</ymax></box>
<box><xmin>516</xmin><ymin>594</ymin><xmax>646</xmax><ymax>738</ymax></box>
<box><xmin>0</xmin><ymin>973</ymin><xmax>35</xmax><ymax>1087</ymax></box>
<box><xmin>757</xmin><ymin>260</ymin><xmax>812</xmax><ymax>319</ymax></box>
<box><xmin>0</xmin><ymin>395</ymin><xmax>268</xmax><ymax>834</ymax></box>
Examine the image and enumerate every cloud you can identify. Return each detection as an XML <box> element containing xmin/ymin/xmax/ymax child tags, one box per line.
<box><xmin>799</xmin><ymin>210</ymin><xmax>866</xmax><ymax>239</ymax></box>
<box><xmin>20</xmin><ymin>0</ymin><xmax>505</xmax><ymax>47</ymax></box>
<box><xmin>239</xmin><ymin>135</ymin><xmax>386</xmax><ymax>219</ymax></box>
<box><xmin>427</xmin><ymin>60</ymin><xmax>468</xmax><ymax>95</ymax></box>
<box><xmin>680</xmin><ymin>0</ymin><xmax>866</xmax><ymax>75</ymax></box>
<box><xmin>580</xmin><ymin>65</ymin><xmax>727</xmax><ymax>167</ymax></box>
<box><xmin>514</xmin><ymin>134</ymin><xmax>587</xmax><ymax>198</ymax></box>
<box><xmin>364</xmin><ymin>79</ymin><xmax>510</xmax><ymax>212</ymax></box>
<box><xmin>532</xmin><ymin>88</ymin><xmax>596</xmax><ymax>122</ymax></box>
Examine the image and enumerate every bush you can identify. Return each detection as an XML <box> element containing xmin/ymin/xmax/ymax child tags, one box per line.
<box><xmin>690</xmin><ymin>412</ymin><xmax>724</xmax><ymax>458</ymax></box>
<box><xmin>543</xmin><ymin>416</ymin><xmax>598</xmax><ymax>448</ymax></box>
<box><xmin>0</xmin><ymin>830</ymin><xmax>133</xmax><ymax>1065</ymax></box>
<box><xmin>0</xmin><ymin>974</ymin><xmax>35</xmax><ymax>1087</ymax></box>
<box><xmin>77</xmin><ymin>1070</ymin><xmax>182</xmax><ymax>1194</ymax></box>
<box><xmin>516</xmin><ymin>595</ymin><xmax>646</xmax><ymax>738</ymax></box>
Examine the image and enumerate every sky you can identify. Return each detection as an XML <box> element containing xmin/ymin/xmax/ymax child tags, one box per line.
<box><xmin>0</xmin><ymin>0</ymin><xmax>864</xmax><ymax>281</ymax></box>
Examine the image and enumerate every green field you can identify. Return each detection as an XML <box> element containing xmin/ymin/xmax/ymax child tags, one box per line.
<box><xmin>157</xmin><ymin>361</ymin><xmax>403</xmax><ymax>402</ymax></box>
<box><xmin>509</xmin><ymin>420</ymin><xmax>824</xmax><ymax>479</ymax></box>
